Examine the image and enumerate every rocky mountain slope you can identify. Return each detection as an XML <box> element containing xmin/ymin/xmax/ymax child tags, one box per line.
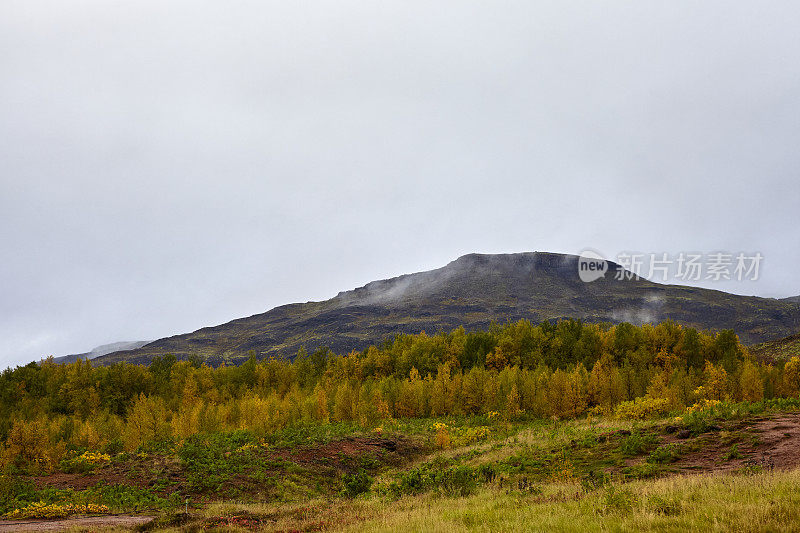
<box><xmin>95</xmin><ymin>252</ymin><xmax>800</xmax><ymax>366</ymax></box>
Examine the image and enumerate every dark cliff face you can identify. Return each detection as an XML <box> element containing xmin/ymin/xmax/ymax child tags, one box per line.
<box><xmin>95</xmin><ymin>252</ymin><xmax>800</xmax><ymax>366</ymax></box>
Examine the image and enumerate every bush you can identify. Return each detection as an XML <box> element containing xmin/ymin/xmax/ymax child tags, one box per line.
<box><xmin>0</xmin><ymin>476</ymin><xmax>39</xmax><ymax>515</ymax></box>
<box><xmin>618</xmin><ymin>432</ymin><xmax>657</xmax><ymax>456</ymax></box>
<box><xmin>601</xmin><ymin>485</ymin><xmax>639</xmax><ymax>513</ymax></box>
<box><xmin>386</xmin><ymin>458</ymin><xmax>480</xmax><ymax>497</ymax></box>
<box><xmin>3</xmin><ymin>501</ymin><xmax>109</xmax><ymax>520</ymax></box>
<box><xmin>60</xmin><ymin>451</ymin><xmax>111</xmax><ymax>474</ymax></box>
<box><xmin>477</xmin><ymin>464</ymin><xmax>497</xmax><ymax>484</ymax></box>
<box><xmin>178</xmin><ymin>431</ymin><xmax>256</xmax><ymax>493</ymax></box>
<box><xmin>647</xmin><ymin>495</ymin><xmax>681</xmax><ymax>515</ymax></box>
<box><xmin>341</xmin><ymin>469</ymin><xmax>373</xmax><ymax>498</ymax></box>
<box><xmin>580</xmin><ymin>470</ymin><xmax>610</xmax><ymax>492</ymax></box>
<box><xmin>102</xmin><ymin>438</ymin><xmax>124</xmax><ymax>456</ymax></box>
<box><xmin>83</xmin><ymin>483</ymin><xmax>178</xmax><ymax>512</ymax></box>
<box><xmin>438</xmin><ymin>465</ymin><xmax>477</xmax><ymax>497</ymax></box>
<box><xmin>722</xmin><ymin>444</ymin><xmax>741</xmax><ymax>461</ymax></box>
<box><xmin>647</xmin><ymin>444</ymin><xmax>683</xmax><ymax>464</ymax></box>
<box><xmin>614</xmin><ymin>397</ymin><xmax>671</xmax><ymax>420</ymax></box>
<box><xmin>621</xmin><ymin>463</ymin><xmax>661</xmax><ymax>480</ymax></box>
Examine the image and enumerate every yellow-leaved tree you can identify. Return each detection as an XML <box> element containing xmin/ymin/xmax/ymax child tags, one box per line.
<box><xmin>738</xmin><ymin>360</ymin><xmax>764</xmax><ymax>402</ymax></box>
<box><xmin>783</xmin><ymin>357</ymin><xmax>800</xmax><ymax>397</ymax></box>
<box><xmin>396</xmin><ymin>368</ymin><xmax>424</xmax><ymax>418</ymax></box>
<box><xmin>701</xmin><ymin>361</ymin><xmax>729</xmax><ymax>401</ymax></box>
<box><xmin>1</xmin><ymin>417</ymin><xmax>65</xmax><ymax>474</ymax></box>
<box><xmin>124</xmin><ymin>393</ymin><xmax>171</xmax><ymax>451</ymax></box>
<box><xmin>589</xmin><ymin>355</ymin><xmax>626</xmax><ymax>413</ymax></box>
<box><xmin>313</xmin><ymin>383</ymin><xmax>330</xmax><ymax>422</ymax></box>
<box><xmin>504</xmin><ymin>383</ymin><xmax>522</xmax><ymax>420</ymax></box>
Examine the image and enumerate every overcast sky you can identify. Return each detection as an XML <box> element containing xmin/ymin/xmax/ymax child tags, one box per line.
<box><xmin>2</xmin><ymin>1</ymin><xmax>799</xmax><ymax>368</ymax></box>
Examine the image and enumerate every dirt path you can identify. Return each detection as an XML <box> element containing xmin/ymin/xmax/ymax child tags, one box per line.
<box><xmin>0</xmin><ymin>515</ymin><xmax>153</xmax><ymax>532</ymax></box>
<box><xmin>670</xmin><ymin>411</ymin><xmax>800</xmax><ymax>474</ymax></box>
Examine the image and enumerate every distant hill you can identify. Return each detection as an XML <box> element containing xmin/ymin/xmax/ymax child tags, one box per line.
<box><xmin>750</xmin><ymin>332</ymin><xmax>800</xmax><ymax>362</ymax></box>
<box><xmin>94</xmin><ymin>252</ymin><xmax>800</xmax><ymax>366</ymax></box>
<box><xmin>52</xmin><ymin>341</ymin><xmax>150</xmax><ymax>364</ymax></box>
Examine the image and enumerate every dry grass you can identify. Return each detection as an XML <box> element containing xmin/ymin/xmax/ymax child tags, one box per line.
<box><xmin>165</xmin><ymin>468</ymin><xmax>800</xmax><ymax>532</ymax></box>
<box><xmin>338</xmin><ymin>469</ymin><xmax>800</xmax><ymax>532</ymax></box>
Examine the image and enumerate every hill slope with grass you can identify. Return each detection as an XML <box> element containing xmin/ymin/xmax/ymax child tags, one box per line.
<box><xmin>750</xmin><ymin>332</ymin><xmax>800</xmax><ymax>362</ymax></box>
<box><xmin>95</xmin><ymin>252</ymin><xmax>800</xmax><ymax>366</ymax></box>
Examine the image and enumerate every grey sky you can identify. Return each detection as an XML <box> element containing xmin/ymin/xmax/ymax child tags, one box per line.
<box><xmin>2</xmin><ymin>1</ymin><xmax>799</xmax><ymax>368</ymax></box>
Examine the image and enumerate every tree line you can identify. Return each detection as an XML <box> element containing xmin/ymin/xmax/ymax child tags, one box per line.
<box><xmin>2</xmin><ymin>319</ymin><xmax>799</xmax><ymax>473</ymax></box>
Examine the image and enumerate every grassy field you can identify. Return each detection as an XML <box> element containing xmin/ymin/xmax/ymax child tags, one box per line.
<box><xmin>188</xmin><ymin>470</ymin><xmax>800</xmax><ymax>532</ymax></box>
<box><xmin>3</xmin><ymin>400</ymin><xmax>800</xmax><ymax>531</ymax></box>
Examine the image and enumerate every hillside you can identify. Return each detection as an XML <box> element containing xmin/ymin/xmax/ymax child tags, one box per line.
<box><xmin>95</xmin><ymin>252</ymin><xmax>800</xmax><ymax>366</ymax></box>
<box><xmin>750</xmin><ymin>332</ymin><xmax>800</xmax><ymax>362</ymax></box>
<box><xmin>51</xmin><ymin>341</ymin><xmax>150</xmax><ymax>365</ymax></box>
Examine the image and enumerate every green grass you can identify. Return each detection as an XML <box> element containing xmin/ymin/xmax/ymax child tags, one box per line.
<box><xmin>185</xmin><ymin>469</ymin><xmax>800</xmax><ymax>532</ymax></box>
<box><xmin>5</xmin><ymin>404</ymin><xmax>800</xmax><ymax>530</ymax></box>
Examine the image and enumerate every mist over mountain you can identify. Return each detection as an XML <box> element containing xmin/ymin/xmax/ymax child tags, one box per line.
<box><xmin>51</xmin><ymin>341</ymin><xmax>150</xmax><ymax>365</ymax></box>
<box><xmin>94</xmin><ymin>252</ymin><xmax>800</xmax><ymax>366</ymax></box>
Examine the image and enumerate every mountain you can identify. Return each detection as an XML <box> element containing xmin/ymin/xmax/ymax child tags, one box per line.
<box><xmin>94</xmin><ymin>252</ymin><xmax>800</xmax><ymax>366</ymax></box>
<box><xmin>51</xmin><ymin>341</ymin><xmax>150</xmax><ymax>364</ymax></box>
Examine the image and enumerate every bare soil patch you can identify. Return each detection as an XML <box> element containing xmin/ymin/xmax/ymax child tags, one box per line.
<box><xmin>0</xmin><ymin>515</ymin><xmax>153</xmax><ymax>532</ymax></box>
<box><xmin>283</xmin><ymin>436</ymin><xmax>423</xmax><ymax>472</ymax></box>
<box><xmin>670</xmin><ymin>412</ymin><xmax>800</xmax><ymax>474</ymax></box>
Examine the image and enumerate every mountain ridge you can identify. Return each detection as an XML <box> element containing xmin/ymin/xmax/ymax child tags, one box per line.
<box><xmin>94</xmin><ymin>252</ymin><xmax>800</xmax><ymax>366</ymax></box>
<box><xmin>51</xmin><ymin>341</ymin><xmax>150</xmax><ymax>365</ymax></box>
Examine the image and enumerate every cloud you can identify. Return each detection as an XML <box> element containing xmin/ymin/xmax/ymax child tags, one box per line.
<box><xmin>1</xmin><ymin>1</ymin><xmax>799</xmax><ymax>367</ymax></box>
<box><xmin>611</xmin><ymin>292</ymin><xmax>666</xmax><ymax>325</ymax></box>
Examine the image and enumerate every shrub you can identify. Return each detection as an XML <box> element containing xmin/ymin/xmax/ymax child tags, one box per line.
<box><xmin>622</xmin><ymin>463</ymin><xmax>661</xmax><ymax>480</ymax></box>
<box><xmin>3</xmin><ymin>501</ymin><xmax>110</xmax><ymax>520</ymax></box>
<box><xmin>580</xmin><ymin>470</ymin><xmax>610</xmax><ymax>492</ymax></box>
<box><xmin>60</xmin><ymin>451</ymin><xmax>111</xmax><ymax>474</ymax></box>
<box><xmin>477</xmin><ymin>464</ymin><xmax>497</xmax><ymax>484</ymax></box>
<box><xmin>433</xmin><ymin>423</ymin><xmax>451</xmax><ymax>449</ymax></box>
<box><xmin>83</xmin><ymin>483</ymin><xmax>178</xmax><ymax>512</ymax></box>
<box><xmin>601</xmin><ymin>485</ymin><xmax>639</xmax><ymax>514</ymax></box>
<box><xmin>647</xmin><ymin>495</ymin><xmax>681</xmax><ymax>515</ymax></box>
<box><xmin>102</xmin><ymin>438</ymin><xmax>124</xmax><ymax>456</ymax></box>
<box><xmin>178</xmin><ymin>431</ymin><xmax>257</xmax><ymax>493</ymax></box>
<box><xmin>386</xmin><ymin>458</ymin><xmax>480</xmax><ymax>497</ymax></box>
<box><xmin>614</xmin><ymin>397</ymin><xmax>671</xmax><ymax>420</ymax></box>
<box><xmin>438</xmin><ymin>465</ymin><xmax>477</xmax><ymax>497</ymax></box>
<box><xmin>0</xmin><ymin>475</ymin><xmax>39</xmax><ymax>515</ymax></box>
<box><xmin>548</xmin><ymin>455</ymin><xmax>576</xmax><ymax>483</ymax></box>
<box><xmin>341</xmin><ymin>469</ymin><xmax>373</xmax><ymax>498</ymax></box>
<box><xmin>647</xmin><ymin>444</ymin><xmax>683</xmax><ymax>464</ymax></box>
<box><xmin>722</xmin><ymin>444</ymin><xmax>742</xmax><ymax>461</ymax></box>
<box><xmin>618</xmin><ymin>432</ymin><xmax>657</xmax><ymax>456</ymax></box>
<box><xmin>430</xmin><ymin>422</ymin><xmax>492</xmax><ymax>448</ymax></box>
